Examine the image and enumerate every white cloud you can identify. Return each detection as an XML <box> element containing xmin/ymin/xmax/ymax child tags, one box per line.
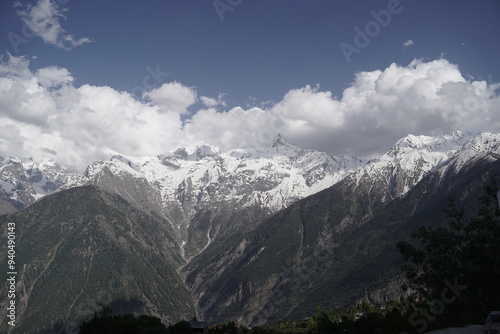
<box><xmin>16</xmin><ymin>0</ymin><xmax>91</xmax><ymax>50</ymax></box>
<box><xmin>0</xmin><ymin>55</ymin><xmax>499</xmax><ymax>170</ymax></box>
<box><xmin>0</xmin><ymin>56</ymin><xmax>57</xmax><ymax>125</ymax></box>
<box><xmin>200</xmin><ymin>96</ymin><xmax>218</xmax><ymax>107</ymax></box>
<box><xmin>185</xmin><ymin>106</ymin><xmax>283</xmax><ymax>150</ymax></box>
<box><xmin>144</xmin><ymin>82</ymin><xmax>197</xmax><ymax>114</ymax></box>
<box><xmin>0</xmin><ymin>55</ymin><xmax>185</xmax><ymax>171</ymax></box>
<box><xmin>187</xmin><ymin>59</ymin><xmax>499</xmax><ymax>157</ymax></box>
<box><xmin>272</xmin><ymin>85</ymin><xmax>345</xmax><ymax>132</ymax></box>
<box><xmin>36</xmin><ymin>66</ymin><xmax>73</xmax><ymax>87</ymax></box>
<box><xmin>200</xmin><ymin>93</ymin><xmax>226</xmax><ymax>108</ymax></box>
<box><xmin>403</xmin><ymin>39</ymin><xmax>414</xmax><ymax>47</ymax></box>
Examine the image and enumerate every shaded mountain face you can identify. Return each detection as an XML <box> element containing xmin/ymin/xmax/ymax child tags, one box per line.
<box><xmin>0</xmin><ymin>186</ymin><xmax>194</xmax><ymax>334</ymax></box>
<box><xmin>0</xmin><ymin>132</ymin><xmax>499</xmax><ymax>330</ymax></box>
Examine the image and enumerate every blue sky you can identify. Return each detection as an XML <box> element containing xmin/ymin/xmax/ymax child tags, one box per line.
<box><xmin>2</xmin><ymin>0</ymin><xmax>499</xmax><ymax>106</ymax></box>
<box><xmin>0</xmin><ymin>0</ymin><xmax>499</xmax><ymax>169</ymax></box>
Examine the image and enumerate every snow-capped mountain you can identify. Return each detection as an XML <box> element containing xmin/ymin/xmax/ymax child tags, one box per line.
<box><xmin>371</xmin><ymin>131</ymin><xmax>499</xmax><ymax>197</ymax></box>
<box><xmin>65</xmin><ymin>135</ymin><xmax>364</xmax><ymax>209</ymax></box>
<box><xmin>444</xmin><ymin>132</ymin><xmax>500</xmax><ymax>173</ymax></box>
<box><xmin>62</xmin><ymin>135</ymin><xmax>365</xmax><ymax>257</ymax></box>
<box><xmin>351</xmin><ymin>131</ymin><xmax>473</xmax><ymax>201</ymax></box>
<box><xmin>133</xmin><ymin>134</ymin><xmax>363</xmax><ymax>212</ymax></box>
<box><xmin>1</xmin><ymin>132</ymin><xmax>499</xmax><ymax>255</ymax></box>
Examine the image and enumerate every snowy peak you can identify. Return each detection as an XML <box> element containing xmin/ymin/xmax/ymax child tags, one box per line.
<box><xmin>190</xmin><ymin>143</ymin><xmax>220</xmax><ymax>160</ymax></box>
<box><xmin>0</xmin><ymin>156</ymin><xmax>81</xmax><ymax>212</ymax></box>
<box><xmin>171</xmin><ymin>142</ymin><xmax>221</xmax><ymax>161</ymax></box>
<box><xmin>381</xmin><ymin>132</ymin><xmax>471</xmax><ymax>169</ymax></box>
<box><xmin>352</xmin><ymin>131</ymin><xmax>500</xmax><ymax>200</ymax></box>
<box><xmin>137</xmin><ymin>137</ymin><xmax>365</xmax><ymax>212</ymax></box>
<box><xmin>272</xmin><ymin>133</ymin><xmax>292</xmax><ymax>148</ymax></box>
<box><xmin>463</xmin><ymin>132</ymin><xmax>500</xmax><ymax>152</ymax></box>
<box><xmin>0</xmin><ymin>156</ymin><xmax>23</xmax><ymax>167</ymax></box>
<box><xmin>392</xmin><ymin>131</ymin><xmax>467</xmax><ymax>153</ymax></box>
<box><xmin>110</xmin><ymin>154</ymin><xmax>140</xmax><ymax>171</ymax></box>
<box><xmin>269</xmin><ymin>134</ymin><xmax>307</xmax><ymax>158</ymax></box>
<box><xmin>444</xmin><ymin>132</ymin><xmax>500</xmax><ymax>172</ymax></box>
<box><xmin>81</xmin><ymin>157</ymin><xmax>144</xmax><ymax>182</ymax></box>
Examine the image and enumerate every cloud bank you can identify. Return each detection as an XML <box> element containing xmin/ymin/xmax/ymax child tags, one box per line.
<box><xmin>0</xmin><ymin>54</ymin><xmax>499</xmax><ymax>171</ymax></box>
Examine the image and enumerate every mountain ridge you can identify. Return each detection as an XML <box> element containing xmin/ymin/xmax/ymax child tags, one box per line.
<box><xmin>2</xmin><ymin>131</ymin><xmax>496</xmax><ymax>215</ymax></box>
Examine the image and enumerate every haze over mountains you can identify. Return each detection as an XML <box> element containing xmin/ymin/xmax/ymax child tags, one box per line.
<box><xmin>1</xmin><ymin>131</ymin><xmax>499</xmax><ymax>333</ymax></box>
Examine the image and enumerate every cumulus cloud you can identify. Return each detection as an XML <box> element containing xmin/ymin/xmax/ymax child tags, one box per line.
<box><xmin>144</xmin><ymin>82</ymin><xmax>197</xmax><ymax>114</ymax></box>
<box><xmin>0</xmin><ymin>55</ymin><xmax>499</xmax><ymax>170</ymax></box>
<box><xmin>0</xmin><ymin>55</ymin><xmax>185</xmax><ymax>171</ymax></box>
<box><xmin>403</xmin><ymin>39</ymin><xmax>414</xmax><ymax>47</ymax></box>
<box><xmin>16</xmin><ymin>0</ymin><xmax>91</xmax><ymax>50</ymax></box>
<box><xmin>36</xmin><ymin>66</ymin><xmax>73</xmax><ymax>87</ymax></box>
<box><xmin>184</xmin><ymin>106</ymin><xmax>283</xmax><ymax>150</ymax></box>
<box><xmin>186</xmin><ymin>59</ymin><xmax>500</xmax><ymax>157</ymax></box>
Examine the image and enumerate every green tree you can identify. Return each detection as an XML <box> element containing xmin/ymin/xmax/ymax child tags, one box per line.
<box><xmin>396</xmin><ymin>177</ymin><xmax>500</xmax><ymax>324</ymax></box>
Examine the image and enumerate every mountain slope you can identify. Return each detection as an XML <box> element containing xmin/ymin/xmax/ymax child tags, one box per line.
<box><xmin>0</xmin><ymin>186</ymin><xmax>195</xmax><ymax>334</ymax></box>
<box><xmin>181</xmin><ymin>132</ymin><xmax>500</xmax><ymax>325</ymax></box>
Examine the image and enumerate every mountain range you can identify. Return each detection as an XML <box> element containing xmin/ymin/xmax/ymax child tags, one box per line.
<box><xmin>0</xmin><ymin>134</ymin><xmax>364</xmax><ymax>259</ymax></box>
<box><xmin>1</xmin><ymin>131</ymin><xmax>499</xmax><ymax>333</ymax></box>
